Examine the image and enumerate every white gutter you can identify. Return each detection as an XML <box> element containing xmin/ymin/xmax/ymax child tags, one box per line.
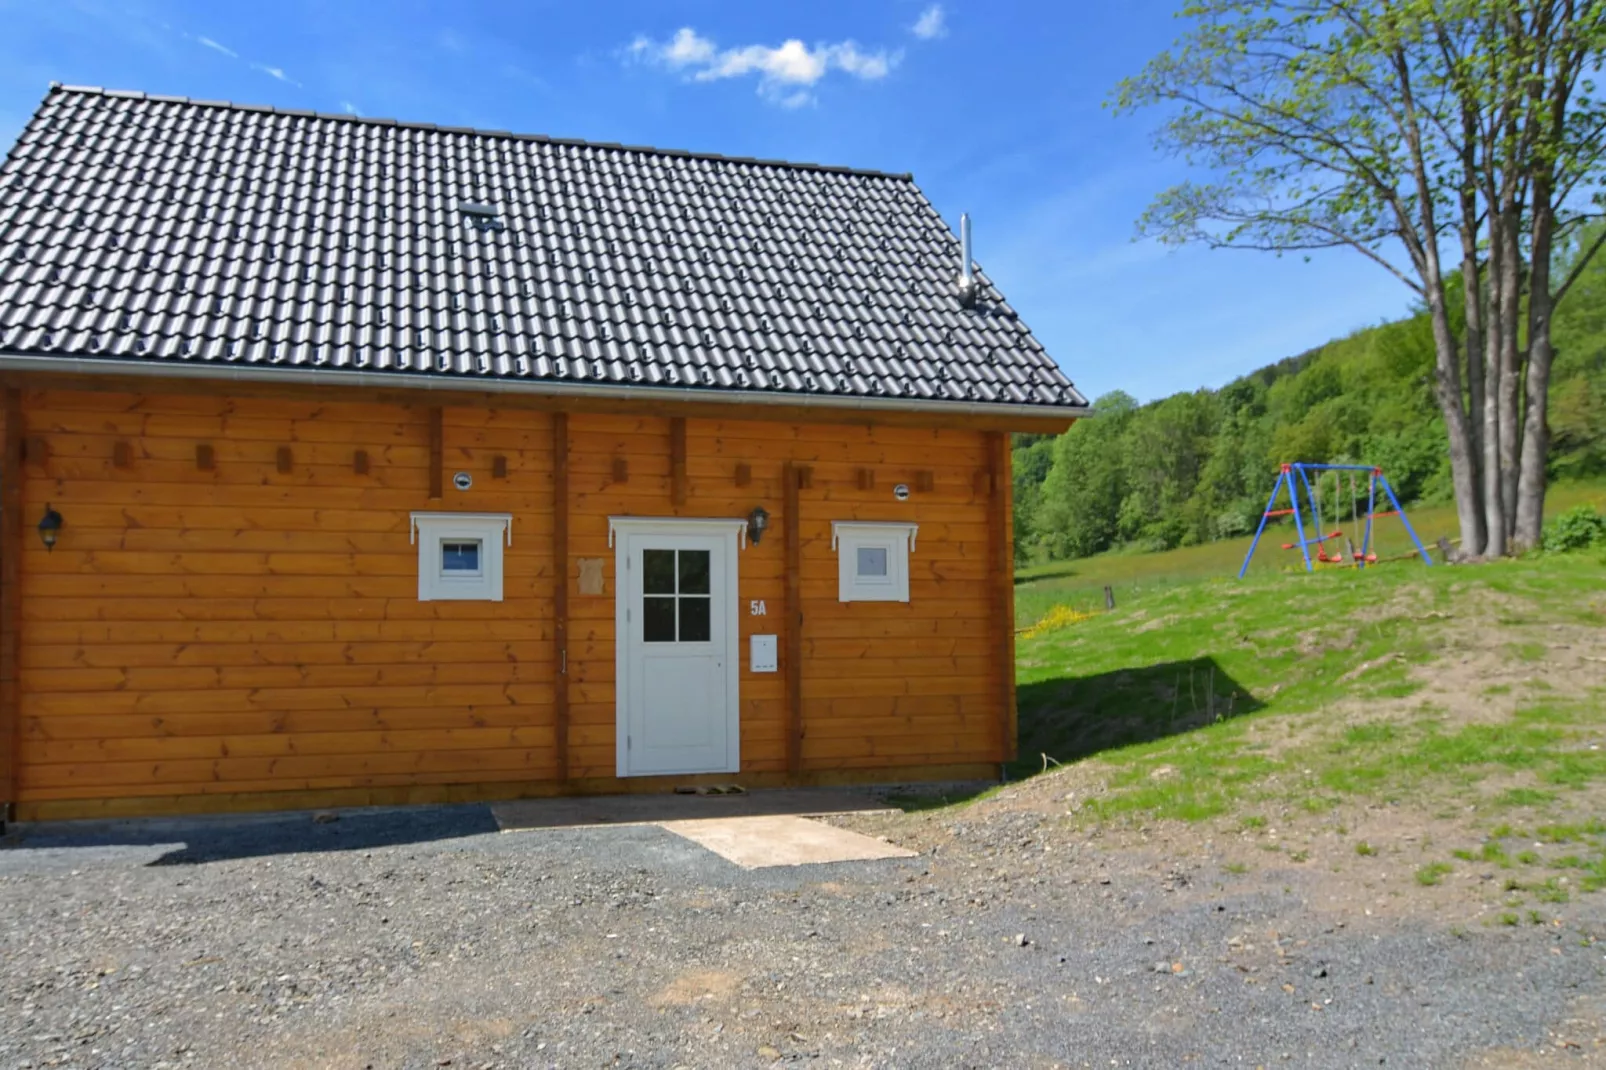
<box><xmin>0</xmin><ymin>352</ymin><xmax>1090</xmax><ymax>422</ymax></box>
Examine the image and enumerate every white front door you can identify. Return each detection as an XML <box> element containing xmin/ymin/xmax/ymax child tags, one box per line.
<box><xmin>613</xmin><ymin>520</ymin><xmax>741</xmax><ymax>777</ymax></box>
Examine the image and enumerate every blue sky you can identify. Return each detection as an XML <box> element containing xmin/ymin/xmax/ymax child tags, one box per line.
<box><xmin>0</xmin><ymin>0</ymin><xmax>1418</xmax><ymax>403</ymax></box>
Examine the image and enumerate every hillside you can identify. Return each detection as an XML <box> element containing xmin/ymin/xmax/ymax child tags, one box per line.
<box><xmin>1015</xmin><ymin>243</ymin><xmax>1606</xmax><ymax>563</ymax></box>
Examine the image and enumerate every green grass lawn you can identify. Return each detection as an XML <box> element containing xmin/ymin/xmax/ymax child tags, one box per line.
<box><xmin>1015</xmin><ymin>479</ymin><xmax>1606</xmax><ymax>629</ymax></box>
<box><xmin>1010</xmin><ymin>542</ymin><xmax>1606</xmax><ymax>898</ymax></box>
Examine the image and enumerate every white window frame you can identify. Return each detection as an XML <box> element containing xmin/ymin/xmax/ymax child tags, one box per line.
<box><xmin>411</xmin><ymin>512</ymin><xmax>512</xmax><ymax>602</ymax></box>
<box><xmin>832</xmin><ymin>521</ymin><xmax>918</xmax><ymax>603</ymax></box>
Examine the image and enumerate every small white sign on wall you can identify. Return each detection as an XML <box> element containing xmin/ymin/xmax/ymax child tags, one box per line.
<box><xmin>750</xmin><ymin>634</ymin><xmax>778</xmax><ymax>673</ymax></box>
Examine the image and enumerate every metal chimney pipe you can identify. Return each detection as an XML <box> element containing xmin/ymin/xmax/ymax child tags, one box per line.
<box><xmin>956</xmin><ymin>212</ymin><xmax>978</xmax><ymax>308</ymax></box>
<box><xmin>960</xmin><ymin>213</ymin><xmax>974</xmax><ymax>284</ymax></box>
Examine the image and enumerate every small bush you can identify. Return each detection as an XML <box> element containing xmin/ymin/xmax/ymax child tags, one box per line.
<box><xmin>1416</xmin><ymin>862</ymin><xmax>1454</xmax><ymax>886</ymax></box>
<box><xmin>1543</xmin><ymin>504</ymin><xmax>1606</xmax><ymax>553</ymax></box>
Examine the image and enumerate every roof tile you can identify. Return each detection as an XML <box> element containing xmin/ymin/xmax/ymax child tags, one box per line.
<box><xmin>0</xmin><ymin>86</ymin><xmax>1088</xmax><ymax>411</ymax></box>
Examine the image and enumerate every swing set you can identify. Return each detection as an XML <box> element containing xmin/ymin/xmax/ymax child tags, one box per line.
<box><xmin>1238</xmin><ymin>463</ymin><xmax>1433</xmax><ymax>579</ymax></box>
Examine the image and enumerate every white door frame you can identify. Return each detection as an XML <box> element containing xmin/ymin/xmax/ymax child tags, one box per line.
<box><xmin>609</xmin><ymin>517</ymin><xmax>747</xmax><ymax>777</ymax></box>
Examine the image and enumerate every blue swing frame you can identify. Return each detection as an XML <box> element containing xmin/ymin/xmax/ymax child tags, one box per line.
<box><xmin>1238</xmin><ymin>463</ymin><xmax>1433</xmax><ymax>579</ymax></box>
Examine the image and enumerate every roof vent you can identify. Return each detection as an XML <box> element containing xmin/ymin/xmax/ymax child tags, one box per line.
<box><xmin>956</xmin><ymin>212</ymin><xmax>978</xmax><ymax>309</ymax></box>
<box><xmin>459</xmin><ymin>201</ymin><xmax>503</xmax><ymax>232</ymax></box>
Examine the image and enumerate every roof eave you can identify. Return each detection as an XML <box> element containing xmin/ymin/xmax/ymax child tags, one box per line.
<box><xmin>0</xmin><ymin>352</ymin><xmax>1090</xmax><ymax>424</ymax></box>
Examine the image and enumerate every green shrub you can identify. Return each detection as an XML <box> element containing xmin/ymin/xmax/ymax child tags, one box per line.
<box><xmin>1543</xmin><ymin>504</ymin><xmax>1606</xmax><ymax>552</ymax></box>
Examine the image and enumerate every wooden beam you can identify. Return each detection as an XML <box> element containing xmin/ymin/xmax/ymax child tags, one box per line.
<box><xmin>112</xmin><ymin>441</ymin><xmax>132</xmax><ymax>469</ymax></box>
<box><xmin>986</xmin><ymin>432</ymin><xmax>1017</xmax><ymax>765</ymax></box>
<box><xmin>734</xmin><ymin>462</ymin><xmax>751</xmax><ymax>488</ymax></box>
<box><xmin>427</xmin><ymin>406</ymin><xmax>444</xmax><ymax>499</ymax></box>
<box><xmin>0</xmin><ymin>369</ymin><xmax>1082</xmax><ymax>435</ymax></box>
<box><xmin>492</xmin><ymin>455</ymin><xmax>508</xmax><ymax>480</ymax></box>
<box><xmin>669</xmin><ymin>417</ymin><xmax>687</xmax><ymax>509</ymax></box>
<box><xmin>553</xmin><ymin>413</ymin><xmax>571</xmax><ymax>783</ymax></box>
<box><xmin>783</xmin><ymin>460</ymin><xmax>804</xmax><ymax>776</ymax></box>
<box><xmin>856</xmin><ymin>467</ymin><xmax>875</xmax><ymax>491</ymax></box>
<box><xmin>275</xmin><ymin>446</ymin><xmax>293</xmax><ymax>474</ymax></box>
<box><xmin>352</xmin><ymin>449</ymin><xmax>370</xmax><ymax>475</ymax></box>
<box><xmin>611</xmin><ymin>456</ymin><xmax>629</xmax><ymax>484</ymax></box>
<box><xmin>914</xmin><ymin>469</ymin><xmax>935</xmax><ymax>493</ymax></box>
<box><xmin>195</xmin><ymin>443</ymin><xmax>215</xmax><ymax>471</ymax></box>
<box><xmin>0</xmin><ymin>389</ymin><xmax>20</xmax><ymax>820</ymax></box>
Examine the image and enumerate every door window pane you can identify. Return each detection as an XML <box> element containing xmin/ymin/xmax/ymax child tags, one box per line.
<box><xmin>441</xmin><ymin>540</ymin><xmax>482</xmax><ymax>573</ymax></box>
<box><xmin>856</xmin><ymin>545</ymin><xmax>889</xmax><ymax>578</ymax></box>
<box><xmin>679</xmin><ymin>596</ymin><xmax>711</xmax><ymax>642</ymax></box>
<box><xmin>678</xmin><ymin>549</ymin><xmax>711</xmax><ymax>594</ymax></box>
<box><xmin>643</xmin><ymin>549</ymin><xmax>676</xmax><ymax>594</ymax></box>
<box><xmin>643</xmin><ymin>596</ymin><xmax>677</xmax><ymax>642</ymax></box>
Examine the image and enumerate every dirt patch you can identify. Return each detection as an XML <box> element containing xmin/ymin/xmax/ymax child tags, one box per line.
<box><xmin>648</xmin><ymin>969</ymin><xmax>743</xmax><ymax>1008</ymax></box>
<box><xmin>1349</xmin><ymin>581</ymin><xmax>1437</xmax><ymax>623</ymax></box>
<box><xmin>1297</xmin><ymin>626</ymin><xmax>1356</xmax><ymax>656</ymax></box>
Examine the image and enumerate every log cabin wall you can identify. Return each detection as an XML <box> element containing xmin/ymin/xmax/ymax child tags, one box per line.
<box><xmin>9</xmin><ymin>388</ymin><xmax>1008</xmax><ymax>820</ymax></box>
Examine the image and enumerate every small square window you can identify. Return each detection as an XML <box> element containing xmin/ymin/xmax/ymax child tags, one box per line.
<box><xmin>833</xmin><ymin>522</ymin><xmax>917</xmax><ymax>603</ymax></box>
<box><xmin>412</xmin><ymin>513</ymin><xmax>510</xmax><ymax>601</ymax></box>
<box><xmin>856</xmin><ymin>546</ymin><xmax>889</xmax><ymax>579</ymax></box>
<box><xmin>441</xmin><ymin>540</ymin><xmax>482</xmax><ymax>574</ymax></box>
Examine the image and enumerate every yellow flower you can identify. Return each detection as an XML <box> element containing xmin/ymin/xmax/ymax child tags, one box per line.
<box><xmin>1021</xmin><ymin>604</ymin><xmax>1094</xmax><ymax>640</ymax></box>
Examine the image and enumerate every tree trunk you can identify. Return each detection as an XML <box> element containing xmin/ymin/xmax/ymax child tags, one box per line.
<box><xmin>1457</xmin><ymin>190</ymin><xmax>1486</xmax><ymax>528</ymax></box>
<box><xmin>1481</xmin><ymin>212</ymin><xmax>1507</xmax><ymax>559</ymax></box>
<box><xmin>1394</xmin><ymin>46</ymin><xmax>1482</xmax><ymax>562</ymax></box>
<box><xmin>1497</xmin><ymin>208</ymin><xmax>1523</xmax><ymax>547</ymax></box>
<box><xmin>1516</xmin><ymin>181</ymin><xmax>1557</xmax><ymax>550</ymax></box>
<box><xmin>1450</xmin><ymin>64</ymin><xmax>1487</xmax><ymax>527</ymax></box>
<box><xmin>1425</xmin><ymin>277</ymin><xmax>1483</xmax><ymax>559</ymax></box>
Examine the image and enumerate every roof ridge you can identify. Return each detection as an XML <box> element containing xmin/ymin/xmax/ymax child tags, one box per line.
<box><xmin>47</xmin><ymin>83</ymin><xmax>916</xmax><ymax>183</ymax></box>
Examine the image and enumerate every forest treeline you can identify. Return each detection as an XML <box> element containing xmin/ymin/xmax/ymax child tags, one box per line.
<box><xmin>1014</xmin><ymin>245</ymin><xmax>1606</xmax><ymax>563</ymax></box>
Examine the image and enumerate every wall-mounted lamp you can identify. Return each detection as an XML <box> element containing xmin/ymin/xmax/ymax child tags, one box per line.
<box><xmin>747</xmin><ymin>505</ymin><xmax>770</xmax><ymax>544</ymax></box>
<box><xmin>38</xmin><ymin>503</ymin><xmax>62</xmax><ymax>552</ymax></box>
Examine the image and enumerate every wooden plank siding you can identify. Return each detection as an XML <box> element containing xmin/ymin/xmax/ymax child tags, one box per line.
<box><xmin>0</xmin><ymin>389</ymin><xmax>21</xmax><ymax>818</ymax></box>
<box><xmin>6</xmin><ymin>387</ymin><xmax>1013</xmax><ymax>817</ymax></box>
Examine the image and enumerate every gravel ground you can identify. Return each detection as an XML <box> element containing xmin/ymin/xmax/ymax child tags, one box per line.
<box><xmin>2</xmin><ymin>799</ymin><xmax>1603</xmax><ymax>1069</ymax></box>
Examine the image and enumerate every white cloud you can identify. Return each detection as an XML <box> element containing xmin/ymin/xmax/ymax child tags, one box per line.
<box><xmin>341</xmin><ymin>100</ymin><xmax>362</xmax><ymax>116</ymax></box>
<box><xmin>912</xmin><ymin>5</ymin><xmax>947</xmax><ymax>40</ymax></box>
<box><xmin>627</xmin><ymin>27</ymin><xmax>897</xmax><ymax>104</ymax></box>
<box><xmin>181</xmin><ymin>27</ymin><xmax>302</xmax><ymax>90</ymax></box>
<box><xmin>196</xmin><ymin>35</ymin><xmax>238</xmax><ymax>58</ymax></box>
<box><xmin>251</xmin><ymin>62</ymin><xmax>302</xmax><ymax>87</ymax></box>
<box><xmin>630</xmin><ymin>27</ymin><xmax>716</xmax><ymax>67</ymax></box>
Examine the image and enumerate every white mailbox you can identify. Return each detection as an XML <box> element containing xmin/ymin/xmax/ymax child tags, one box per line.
<box><xmin>750</xmin><ymin>634</ymin><xmax>778</xmax><ymax>673</ymax></box>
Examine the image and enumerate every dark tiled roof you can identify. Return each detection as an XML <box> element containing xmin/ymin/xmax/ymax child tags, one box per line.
<box><xmin>0</xmin><ymin>85</ymin><xmax>1087</xmax><ymax>413</ymax></box>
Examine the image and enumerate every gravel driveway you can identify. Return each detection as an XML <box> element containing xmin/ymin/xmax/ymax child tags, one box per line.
<box><xmin>2</xmin><ymin>800</ymin><xmax>1602</xmax><ymax>1069</ymax></box>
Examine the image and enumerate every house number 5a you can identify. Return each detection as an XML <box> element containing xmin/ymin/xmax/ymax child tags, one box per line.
<box><xmin>750</xmin><ymin>599</ymin><xmax>767</xmax><ymax>616</ymax></box>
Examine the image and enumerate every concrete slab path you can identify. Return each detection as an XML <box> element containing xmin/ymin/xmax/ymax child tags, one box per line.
<box><xmin>658</xmin><ymin>814</ymin><xmax>917</xmax><ymax>868</ymax></box>
<box><xmin>489</xmin><ymin>789</ymin><xmax>915</xmax><ymax>868</ymax></box>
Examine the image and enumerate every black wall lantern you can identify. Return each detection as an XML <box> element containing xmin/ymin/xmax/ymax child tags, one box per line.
<box><xmin>747</xmin><ymin>505</ymin><xmax>770</xmax><ymax>544</ymax></box>
<box><xmin>38</xmin><ymin>503</ymin><xmax>62</xmax><ymax>551</ymax></box>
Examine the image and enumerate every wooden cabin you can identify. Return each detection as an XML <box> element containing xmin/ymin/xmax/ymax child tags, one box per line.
<box><xmin>0</xmin><ymin>86</ymin><xmax>1087</xmax><ymax>822</ymax></box>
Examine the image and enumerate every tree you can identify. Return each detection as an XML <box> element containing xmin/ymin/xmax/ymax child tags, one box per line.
<box><xmin>1113</xmin><ymin>0</ymin><xmax>1606</xmax><ymax>555</ymax></box>
<box><xmin>1036</xmin><ymin>392</ymin><xmax>1137</xmax><ymax>558</ymax></box>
